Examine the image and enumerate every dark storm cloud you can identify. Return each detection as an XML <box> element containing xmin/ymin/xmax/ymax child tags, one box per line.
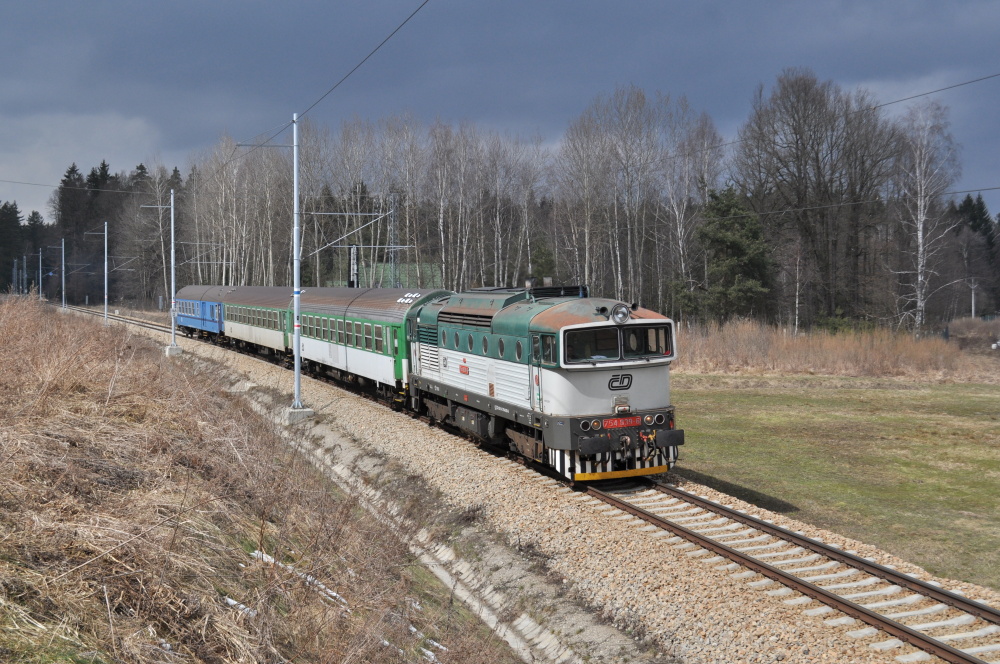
<box><xmin>2</xmin><ymin>1</ymin><xmax>999</xmax><ymax>218</ymax></box>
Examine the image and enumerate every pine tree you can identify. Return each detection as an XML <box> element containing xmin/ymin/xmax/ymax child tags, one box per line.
<box><xmin>696</xmin><ymin>189</ymin><xmax>776</xmax><ymax>322</ymax></box>
<box><xmin>0</xmin><ymin>201</ymin><xmax>24</xmax><ymax>290</ymax></box>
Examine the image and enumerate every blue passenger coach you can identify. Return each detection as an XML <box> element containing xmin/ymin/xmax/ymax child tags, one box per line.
<box><xmin>175</xmin><ymin>285</ymin><xmax>227</xmax><ymax>338</ymax></box>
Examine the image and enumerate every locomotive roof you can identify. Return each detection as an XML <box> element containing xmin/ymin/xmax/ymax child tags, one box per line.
<box><xmin>525</xmin><ymin>298</ymin><xmax>669</xmax><ymax>333</ymax></box>
<box><xmin>416</xmin><ymin>286</ymin><xmax>668</xmax><ymax>335</ymax></box>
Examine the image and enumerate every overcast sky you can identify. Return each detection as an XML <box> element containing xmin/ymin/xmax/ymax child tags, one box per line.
<box><xmin>2</xmin><ymin>1</ymin><xmax>999</xmax><ymax>222</ymax></box>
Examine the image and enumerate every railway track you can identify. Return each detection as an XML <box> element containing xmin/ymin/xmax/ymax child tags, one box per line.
<box><xmin>589</xmin><ymin>480</ymin><xmax>1000</xmax><ymax>664</ymax></box>
<box><xmin>62</xmin><ymin>305</ymin><xmax>172</xmax><ymax>334</ymax></box>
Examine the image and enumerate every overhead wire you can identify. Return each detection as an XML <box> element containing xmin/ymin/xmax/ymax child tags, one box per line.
<box><xmin>220</xmin><ymin>0</ymin><xmax>431</xmax><ymax>168</ymax></box>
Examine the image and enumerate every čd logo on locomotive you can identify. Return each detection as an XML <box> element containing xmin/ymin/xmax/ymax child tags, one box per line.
<box><xmin>608</xmin><ymin>374</ymin><xmax>633</xmax><ymax>391</ymax></box>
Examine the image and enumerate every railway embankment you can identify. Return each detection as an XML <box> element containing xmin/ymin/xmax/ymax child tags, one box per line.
<box><xmin>0</xmin><ymin>298</ymin><xmax>529</xmax><ymax>663</ymax></box>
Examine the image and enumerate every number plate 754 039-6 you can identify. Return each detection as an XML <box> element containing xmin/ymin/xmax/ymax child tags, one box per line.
<box><xmin>602</xmin><ymin>416</ymin><xmax>641</xmax><ymax>429</ymax></box>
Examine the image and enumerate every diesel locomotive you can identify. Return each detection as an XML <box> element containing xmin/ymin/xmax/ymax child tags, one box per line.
<box><xmin>174</xmin><ymin>283</ymin><xmax>684</xmax><ymax>481</ymax></box>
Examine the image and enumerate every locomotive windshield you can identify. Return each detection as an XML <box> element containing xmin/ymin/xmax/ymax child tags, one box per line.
<box><xmin>564</xmin><ymin>324</ymin><xmax>672</xmax><ymax>364</ymax></box>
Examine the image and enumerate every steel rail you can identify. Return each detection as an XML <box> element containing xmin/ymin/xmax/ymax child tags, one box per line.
<box><xmin>588</xmin><ymin>486</ymin><xmax>991</xmax><ymax>664</ymax></box>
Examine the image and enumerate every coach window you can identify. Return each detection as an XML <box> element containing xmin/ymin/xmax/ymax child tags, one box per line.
<box><xmin>374</xmin><ymin>324</ymin><xmax>383</xmax><ymax>352</ymax></box>
<box><xmin>337</xmin><ymin>319</ymin><xmax>345</xmax><ymax>344</ymax></box>
<box><xmin>364</xmin><ymin>323</ymin><xmax>372</xmax><ymax>350</ymax></box>
<box><xmin>354</xmin><ymin>322</ymin><xmax>363</xmax><ymax>347</ymax></box>
<box><xmin>345</xmin><ymin>321</ymin><xmax>353</xmax><ymax>346</ymax></box>
<box><xmin>392</xmin><ymin>328</ymin><xmax>399</xmax><ymax>353</ymax></box>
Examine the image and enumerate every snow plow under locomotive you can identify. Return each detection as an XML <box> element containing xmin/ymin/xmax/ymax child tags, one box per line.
<box><xmin>175</xmin><ymin>283</ymin><xmax>684</xmax><ymax>481</ymax></box>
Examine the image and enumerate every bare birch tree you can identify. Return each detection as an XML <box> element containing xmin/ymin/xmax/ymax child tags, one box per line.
<box><xmin>893</xmin><ymin>100</ymin><xmax>960</xmax><ymax>329</ymax></box>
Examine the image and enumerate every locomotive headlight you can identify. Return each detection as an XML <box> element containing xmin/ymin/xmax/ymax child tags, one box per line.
<box><xmin>611</xmin><ymin>303</ymin><xmax>630</xmax><ymax>324</ymax></box>
<box><xmin>644</xmin><ymin>415</ymin><xmax>654</xmax><ymax>425</ymax></box>
<box><xmin>654</xmin><ymin>413</ymin><xmax>665</xmax><ymax>425</ymax></box>
<box><xmin>580</xmin><ymin>420</ymin><xmax>592</xmax><ymax>432</ymax></box>
<box><xmin>592</xmin><ymin>419</ymin><xmax>602</xmax><ymax>430</ymax></box>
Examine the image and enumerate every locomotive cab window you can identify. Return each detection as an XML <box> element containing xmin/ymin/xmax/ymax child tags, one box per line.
<box><xmin>623</xmin><ymin>324</ymin><xmax>673</xmax><ymax>359</ymax></box>
<box><xmin>565</xmin><ymin>327</ymin><xmax>621</xmax><ymax>363</ymax></box>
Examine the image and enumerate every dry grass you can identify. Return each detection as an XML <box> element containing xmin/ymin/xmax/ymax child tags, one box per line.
<box><xmin>0</xmin><ymin>297</ymin><xmax>518</xmax><ymax>663</ymax></box>
<box><xmin>676</xmin><ymin>318</ymin><xmax>1000</xmax><ymax>383</ymax></box>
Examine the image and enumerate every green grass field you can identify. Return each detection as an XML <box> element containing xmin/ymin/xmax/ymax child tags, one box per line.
<box><xmin>670</xmin><ymin>373</ymin><xmax>1000</xmax><ymax>591</ymax></box>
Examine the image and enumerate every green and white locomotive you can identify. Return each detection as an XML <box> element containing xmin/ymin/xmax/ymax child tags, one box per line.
<box><xmin>175</xmin><ymin>283</ymin><xmax>684</xmax><ymax>482</ymax></box>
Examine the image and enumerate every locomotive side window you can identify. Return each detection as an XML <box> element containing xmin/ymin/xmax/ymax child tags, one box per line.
<box><xmin>482</xmin><ymin>336</ymin><xmax>489</xmax><ymax>354</ymax></box>
<box><xmin>467</xmin><ymin>334</ymin><xmax>474</xmax><ymax>352</ymax></box>
<box><xmin>441</xmin><ymin>330</ymin><xmax>447</xmax><ymax>346</ymax></box>
<box><xmin>454</xmin><ymin>332</ymin><xmax>460</xmax><ymax>348</ymax></box>
<box><xmin>498</xmin><ymin>338</ymin><xmax>505</xmax><ymax>357</ymax></box>
<box><xmin>541</xmin><ymin>335</ymin><xmax>557</xmax><ymax>366</ymax></box>
<box><xmin>515</xmin><ymin>340</ymin><xmax>523</xmax><ymax>361</ymax></box>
